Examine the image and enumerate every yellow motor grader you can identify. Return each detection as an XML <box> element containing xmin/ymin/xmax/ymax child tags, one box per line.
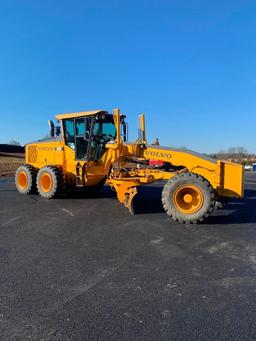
<box><xmin>15</xmin><ymin>109</ymin><xmax>244</xmax><ymax>224</ymax></box>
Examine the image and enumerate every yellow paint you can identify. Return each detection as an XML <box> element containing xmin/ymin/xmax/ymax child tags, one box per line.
<box><xmin>121</xmin><ymin>143</ymin><xmax>244</xmax><ymax>198</ymax></box>
<box><xmin>17</xmin><ymin>171</ymin><xmax>28</xmax><ymax>190</ymax></box>
<box><xmin>55</xmin><ymin>110</ymin><xmax>105</xmax><ymax>120</ymax></box>
<box><xmin>173</xmin><ymin>184</ymin><xmax>203</xmax><ymax>214</ymax></box>
<box><xmin>138</xmin><ymin>113</ymin><xmax>146</xmax><ymax>144</ymax></box>
<box><xmin>23</xmin><ymin>108</ymin><xmax>244</xmax><ymax>215</ymax></box>
<box><xmin>39</xmin><ymin>172</ymin><xmax>52</xmax><ymax>192</ymax></box>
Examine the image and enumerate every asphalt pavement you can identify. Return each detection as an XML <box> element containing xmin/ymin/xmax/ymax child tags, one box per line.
<box><xmin>1</xmin><ymin>173</ymin><xmax>256</xmax><ymax>340</ymax></box>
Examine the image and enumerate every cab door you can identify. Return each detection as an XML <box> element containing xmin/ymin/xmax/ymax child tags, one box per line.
<box><xmin>62</xmin><ymin>116</ymin><xmax>92</xmax><ymax>186</ymax></box>
<box><xmin>74</xmin><ymin>118</ymin><xmax>90</xmax><ymax>161</ymax></box>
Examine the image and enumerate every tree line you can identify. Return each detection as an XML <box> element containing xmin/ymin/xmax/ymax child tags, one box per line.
<box><xmin>210</xmin><ymin>147</ymin><xmax>255</xmax><ymax>164</ymax></box>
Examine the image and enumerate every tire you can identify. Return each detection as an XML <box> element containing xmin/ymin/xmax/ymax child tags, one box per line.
<box><xmin>162</xmin><ymin>172</ymin><xmax>215</xmax><ymax>224</ymax></box>
<box><xmin>15</xmin><ymin>164</ymin><xmax>37</xmax><ymax>195</ymax></box>
<box><xmin>37</xmin><ymin>166</ymin><xmax>64</xmax><ymax>199</ymax></box>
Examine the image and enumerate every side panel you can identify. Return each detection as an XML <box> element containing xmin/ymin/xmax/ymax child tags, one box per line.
<box><xmin>217</xmin><ymin>161</ymin><xmax>244</xmax><ymax>198</ymax></box>
<box><xmin>85</xmin><ymin>148</ymin><xmax>116</xmax><ymax>186</ymax></box>
<box><xmin>62</xmin><ymin>145</ymin><xmax>109</xmax><ymax>187</ymax></box>
<box><xmin>26</xmin><ymin>140</ymin><xmax>64</xmax><ymax>167</ymax></box>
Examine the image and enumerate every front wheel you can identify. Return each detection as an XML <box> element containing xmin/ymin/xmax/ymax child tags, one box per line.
<box><xmin>162</xmin><ymin>172</ymin><xmax>215</xmax><ymax>224</ymax></box>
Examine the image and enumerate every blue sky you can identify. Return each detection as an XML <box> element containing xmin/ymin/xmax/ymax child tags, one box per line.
<box><xmin>0</xmin><ymin>0</ymin><xmax>255</xmax><ymax>153</ymax></box>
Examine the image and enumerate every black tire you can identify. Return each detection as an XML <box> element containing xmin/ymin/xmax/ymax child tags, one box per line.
<box><xmin>162</xmin><ymin>172</ymin><xmax>215</xmax><ymax>224</ymax></box>
<box><xmin>15</xmin><ymin>164</ymin><xmax>37</xmax><ymax>195</ymax></box>
<box><xmin>37</xmin><ymin>166</ymin><xmax>64</xmax><ymax>199</ymax></box>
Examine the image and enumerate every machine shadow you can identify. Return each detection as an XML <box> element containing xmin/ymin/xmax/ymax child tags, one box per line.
<box><xmin>62</xmin><ymin>185</ymin><xmax>256</xmax><ymax>224</ymax></box>
<box><xmin>63</xmin><ymin>186</ymin><xmax>117</xmax><ymax>199</ymax></box>
<box><xmin>133</xmin><ymin>186</ymin><xmax>165</xmax><ymax>214</ymax></box>
<box><xmin>63</xmin><ymin>184</ymin><xmax>165</xmax><ymax>214</ymax></box>
<box><xmin>134</xmin><ymin>187</ymin><xmax>256</xmax><ymax>223</ymax></box>
<box><xmin>206</xmin><ymin>189</ymin><xmax>256</xmax><ymax>225</ymax></box>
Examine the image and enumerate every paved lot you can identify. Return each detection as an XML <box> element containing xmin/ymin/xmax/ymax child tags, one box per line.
<box><xmin>0</xmin><ymin>173</ymin><xmax>256</xmax><ymax>340</ymax></box>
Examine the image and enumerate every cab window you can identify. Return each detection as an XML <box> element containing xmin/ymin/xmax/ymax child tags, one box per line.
<box><xmin>75</xmin><ymin>118</ymin><xmax>91</xmax><ymax>160</ymax></box>
<box><xmin>75</xmin><ymin>119</ymin><xmax>85</xmax><ymax>135</ymax></box>
<box><xmin>63</xmin><ymin>119</ymin><xmax>75</xmax><ymax>150</ymax></box>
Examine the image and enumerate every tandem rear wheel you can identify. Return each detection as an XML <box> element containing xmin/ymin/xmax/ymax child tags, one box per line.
<box><xmin>15</xmin><ymin>164</ymin><xmax>38</xmax><ymax>194</ymax></box>
<box><xmin>162</xmin><ymin>172</ymin><xmax>215</xmax><ymax>224</ymax></box>
<box><xmin>36</xmin><ymin>166</ymin><xmax>64</xmax><ymax>199</ymax></box>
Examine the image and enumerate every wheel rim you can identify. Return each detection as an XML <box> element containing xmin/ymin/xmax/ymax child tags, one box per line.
<box><xmin>173</xmin><ymin>184</ymin><xmax>204</xmax><ymax>214</ymax></box>
<box><xmin>18</xmin><ymin>171</ymin><xmax>28</xmax><ymax>189</ymax></box>
<box><xmin>39</xmin><ymin>173</ymin><xmax>52</xmax><ymax>192</ymax></box>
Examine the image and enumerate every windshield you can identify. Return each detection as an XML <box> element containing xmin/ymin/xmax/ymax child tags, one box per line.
<box><xmin>93</xmin><ymin>115</ymin><xmax>116</xmax><ymax>142</ymax></box>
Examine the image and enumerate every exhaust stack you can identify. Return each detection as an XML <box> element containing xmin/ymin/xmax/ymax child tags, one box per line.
<box><xmin>48</xmin><ymin>120</ymin><xmax>54</xmax><ymax>138</ymax></box>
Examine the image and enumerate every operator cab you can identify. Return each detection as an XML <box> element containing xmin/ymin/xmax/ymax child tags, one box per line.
<box><xmin>57</xmin><ymin>110</ymin><xmax>118</xmax><ymax>162</ymax></box>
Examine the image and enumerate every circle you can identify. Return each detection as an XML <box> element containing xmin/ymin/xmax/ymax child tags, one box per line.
<box><xmin>18</xmin><ymin>171</ymin><xmax>28</xmax><ymax>189</ymax></box>
<box><xmin>173</xmin><ymin>184</ymin><xmax>204</xmax><ymax>214</ymax></box>
<box><xmin>39</xmin><ymin>173</ymin><xmax>52</xmax><ymax>192</ymax></box>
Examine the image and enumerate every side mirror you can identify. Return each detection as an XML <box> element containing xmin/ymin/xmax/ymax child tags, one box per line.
<box><xmin>48</xmin><ymin>120</ymin><xmax>54</xmax><ymax>138</ymax></box>
<box><xmin>85</xmin><ymin>131</ymin><xmax>90</xmax><ymax>141</ymax></box>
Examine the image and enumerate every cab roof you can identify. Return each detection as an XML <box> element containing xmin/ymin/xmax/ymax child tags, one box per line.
<box><xmin>55</xmin><ymin>110</ymin><xmax>108</xmax><ymax>120</ymax></box>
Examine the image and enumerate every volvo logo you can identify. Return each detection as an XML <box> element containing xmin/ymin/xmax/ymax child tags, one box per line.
<box><xmin>145</xmin><ymin>151</ymin><xmax>172</xmax><ymax>158</ymax></box>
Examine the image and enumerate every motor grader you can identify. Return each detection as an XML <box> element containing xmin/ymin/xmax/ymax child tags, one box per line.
<box><xmin>15</xmin><ymin>109</ymin><xmax>244</xmax><ymax>224</ymax></box>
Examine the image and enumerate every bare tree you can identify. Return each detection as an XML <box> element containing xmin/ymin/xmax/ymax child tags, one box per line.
<box><xmin>210</xmin><ymin>146</ymin><xmax>249</xmax><ymax>163</ymax></box>
<box><xmin>227</xmin><ymin>147</ymin><xmax>237</xmax><ymax>155</ymax></box>
<box><xmin>236</xmin><ymin>146</ymin><xmax>247</xmax><ymax>157</ymax></box>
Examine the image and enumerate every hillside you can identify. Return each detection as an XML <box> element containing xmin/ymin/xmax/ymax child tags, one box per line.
<box><xmin>0</xmin><ymin>145</ymin><xmax>25</xmax><ymax>177</ymax></box>
<box><xmin>0</xmin><ymin>144</ymin><xmax>25</xmax><ymax>153</ymax></box>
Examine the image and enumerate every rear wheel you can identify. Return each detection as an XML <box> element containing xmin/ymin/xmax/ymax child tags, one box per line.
<box><xmin>37</xmin><ymin>166</ymin><xmax>64</xmax><ymax>199</ymax></box>
<box><xmin>162</xmin><ymin>172</ymin><xmax>215</xmax><ymax>224</ymax></box>
<box><xmin>15</xmin><ymin>164</ymin><xmax>37</xmax><ymax>194</ymax></box>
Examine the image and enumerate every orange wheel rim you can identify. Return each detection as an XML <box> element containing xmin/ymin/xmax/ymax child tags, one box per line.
<box><xmin>40</xmin><ymin>173</ymin><xmax>52</xmax><ymax>192</ymax></box>
<box><xmin>173</xmin><ymin>184</ymin><xmax>203</xmax><ymax>214</ymax></box>
<box><xmin>18</xmin><ymin>171</ymin><xmax>28</xmax><ymax>189</ymax></box>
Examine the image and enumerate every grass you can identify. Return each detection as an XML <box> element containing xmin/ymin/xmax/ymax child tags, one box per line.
<box><xmin>0</xmin><ymin>153</ymin><xmax>25</xmax><ymax>177</ymax></box>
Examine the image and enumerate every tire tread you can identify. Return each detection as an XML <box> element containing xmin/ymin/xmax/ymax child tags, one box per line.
<box><xmin>37</xmin><ymin>166</ymin><xmax>64</xmax><ymax>199</ymax></box>
<box><xmin>161</xmin><ymin>172</ymin><xmax>215</xmax><ymax>224</ymax></box>
<box><xmin>15</xmin><ymin>164</ymin><xmax>37</xmax><ymax>195</ymax></box>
